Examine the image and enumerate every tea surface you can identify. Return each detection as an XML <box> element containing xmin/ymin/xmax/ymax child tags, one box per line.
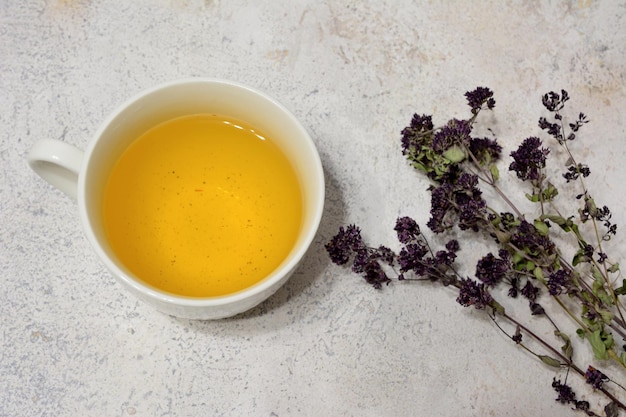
<box><xmin>103</xmin><ymin>114</ymin><xmax>302</xmax><ymax>297</ymax></box>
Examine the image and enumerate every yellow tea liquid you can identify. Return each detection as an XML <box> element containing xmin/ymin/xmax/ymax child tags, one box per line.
<box><xmin>103</xmin><ymin>114</ymin><xmax>303</xmax><ymax>297</ymax></box>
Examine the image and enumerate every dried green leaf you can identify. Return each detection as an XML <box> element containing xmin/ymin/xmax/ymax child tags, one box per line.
<box><xmin>442</xmin><ymin>145</ymin><xmax>466</xmax><ymax>163</ymax></box>
<box><xmin>554</xmin><ymin>331</ymin><xmax>573</xmax><ymax>359</ymax></box>
<box><xmin>605</xmin><ymin>401</ymin><xmax>619</xmax><ymax>417</ymax></box>
<box><xmin>570</xmin><ymin>270</ymin><xmax>581</xmax><ymax>287</ymax></box>
<box><xmin>591</xmin><ymin>267</ymin><xmax>605</xmax><ymax>284</ymax></box>
<box><xmin>570</xmin><ymin>223</ymin><xmax>583</xmax><ymax>240</ymax></box>
<box><xmin>411</xmin><ymin>162</ymin><xmax>427</xmax><ymax>172</ymax></box>
<box><xmin>489</xmin><ymin>164</ymin><xmax>499</xmax><ymax>181</ymax></box>
<box><xmin>525</xmin><ymin>192</ymin><xmax>540</xmax><ymax>203</ymax></box>
<box><xmin>599</xmin><ymin>309</ymin><xmax>614</xmax><ymax>324</ymax></box>
<box><xmin>533</xmin><ymin>219</ymin><xmax>549</xmax><ymax>236</ymax></box>
<box><xmin>490</xmin><ymin>299</ymin><xmax>505</xmax><ymax>315</ymax></box>
<box><xmin>541</xmin><ymin>182</ymin><xmax>559</xmax><ymax>201</ymax></box>
<box><xmin>542</xmin><ymin>214</ymin><xmax>577</xmax><ymax>233</ymax></box>
<box><xmin>493</xmin><ymin>229</ymin><xmax>511</xmax><ymax>244</ymax></box>
<box><xmin>585</xmin><ymin>197</ymin><xmax>598</xmax><ymax>217</ymax></box>
<box><xmin>538</xmin><ymin>355</ymin><xmax>562</xmax><ymax>368</ymax></box>
<box><xmin>572</xmin><ymin>248</ymin><xmax>591</xmax><ymax>266</ymax></box>
<box><xmin>592</xmin><ymin>274</ymin><xmax>613</xmax><ymax>305</ymax></box>
<box><xmin>540</xmin><ymin>214</ymin><xmax>565</xmax><ymax>225</ymax></box>
<box><xmin>588</xmin><ymin>330</ymin><xmax>608</xmax><ymax>360</ymax></box>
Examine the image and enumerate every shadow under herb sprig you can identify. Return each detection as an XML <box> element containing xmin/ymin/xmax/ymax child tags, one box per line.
<box><xmin>326</xmin><ymin>87</ymin><xmax>626</xmax><ymax>415</ymax></box>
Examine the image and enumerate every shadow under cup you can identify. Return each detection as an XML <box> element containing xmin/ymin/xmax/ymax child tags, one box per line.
<box><xmin>79</xmin><ymin>80</ymin><xmax>325</xmax><ymax>319</ymax></box>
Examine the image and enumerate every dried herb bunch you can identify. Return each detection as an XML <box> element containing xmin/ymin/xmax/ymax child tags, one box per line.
<box><xmin>326</xmin><ymin>88</ymin><xmax>626</xmax><ymax>415</ymax></box>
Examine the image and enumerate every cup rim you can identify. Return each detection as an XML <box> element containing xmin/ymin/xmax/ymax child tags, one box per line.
<box><xmin>77</xmin><ymin>77</ymin><xmax>325</xmax><ymax>309</ymax></box>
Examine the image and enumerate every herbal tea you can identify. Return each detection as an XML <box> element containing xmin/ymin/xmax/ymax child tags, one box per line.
<box><xmin>103</xmin><ymin>114</ymin><xmax>303</xmax><ymax>297</ymax></box>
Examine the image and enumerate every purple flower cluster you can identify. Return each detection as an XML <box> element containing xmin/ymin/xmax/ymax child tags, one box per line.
<box><xmin>509</xmin><ymin>220</ymin><xmax>556</xmax><ymax>257</ymax></box>
<box><xmin>465</xmin><ymin>86</ymin><xmax>496</xmax><ymax>115</ymax></box>
<box><xmin>397</xmin><ymin>243</ymin><xmax>429</xmax><ymax>277</ymax></box>
<box><xmin>585</xmin><ymin>366</ymin><xmax>609</xmax><ymax>389</ymax></box>
<box><xmin>432</xmin><ymin>119</ymin><xmax>471</xmax><ymax>153</ymax></box>
<box><xmin>399</xmin><ymin>87</ymin><xmax>501</xmax><ymax>184</ymax></box>
<box><xmin>509</xmin><ymin>137</ymin><xmax>550</xmax><ymax>182</ymax></box>
<box><xmin>578</xmin><ymin>196</ymin><xmax>618</xmax><ymax>242</ymax></box>
<box><xmin>325</xmin><ymin>225</ymin><xmax>363</xmax><ymax>265</ymax></box>
<box><xmin>456</xmin><ymin>278</ymin><xmax>494</xmax><ymax>310</ymax></box>
<box><xmin>400</xmin><ymin>113</ymin><xmax>433</xmax><ymax>156</ymax></box>
<box><xmin>563</xmin><ymin>163</ymin><xmax>591</xmax><ymax>183</ymax></box>
<box><xmin>437</xmin><ymin>239</ymin><xmax>460</xmax><ymax>266</ymax></box>
<box><xmin>355</xmin><ymin>256</ymin><xmax>391</xmax><ymax>289</ymax></box>
<box><xmin>552</xmin><ymin>378</ymin><xmax>576</xmax><ymax>403</ymax></box>
<box><xmin>551</xmin><ymin>378</ymin><xmax>594</xmax><ymax>413</ymax></box>
<box><xmin>427</xmin><ymin>172</ymin><xmax>487</xmax><ymax>233</ymax></box>
<box><xmin>520</xmin><ymin>280</ymin><xmax>539</xmax><ymax>301</ymax></box>
<box><xmin>326</xmin><ymin>217</ymin><xmax>463</xmax><ymax>289</ymax></box>
<box><xmin>547</xmin><ymin>269</ymin><xmax>572</xmax><ymax>296</ymax></box>
<box><xmin>394</xmin><ymin>216</ymin><xmax>421</xmax><ymax>244</ymax></box>
<box><xmin>327</xmin><ymin>87</ymin><xmax>626</xmax><ymax>414</ymax></box>
<box><xmin>542</xmin><ymin>90</ymin><xmax>569</xmax><ymax>112</ymax></box>
<box><xmin>394</xmin><ymin>216</ymin><xmax>460</xmax><ymax>282</ymax></box>
<box><xmin>351</xmin><ymin>244</ymin><xmax>395</xmax><ymax>289</ymax></box>
<box><xmin>538</xmin><ymin>116</ymin><xmax>562</xmax><ymax>142</ymax></box>
<box><xmin>475</xmin><ymin>252</ymin><xmax>509</xmax><ymax>287</ymax></box>
<box><xmin>468</xmin><ymin>137</ymin><xmax>502</xmax><ymax>165</ymax></box>
<box><xmin>324</xmin><ymin>225</ymin><xmax>393</xmax><ymax>289</ymax></box>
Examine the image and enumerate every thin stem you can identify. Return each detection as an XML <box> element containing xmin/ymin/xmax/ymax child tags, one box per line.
<box><xmin>557</xmin><ymin>256</ymin><xmax>626</xmax><ymax>340</ymax></box>
<box><xmin>465</xmin><ymin>146</ymin><xmax>524</xmax><ymax>219</ymax></box>
<box><xmin>490</xmin><ymin>315</ymin><xmax>544</xmax><ymax>358</ymax></box>
<box><xmin>557</xmin><ymin>127</ymin><xmax>626</xmax><ymax>331</ymax></box>
<box><xmin>501</xmin><ymin>311</ymin><xmax>626</xmax><ymax>411</ymax></box>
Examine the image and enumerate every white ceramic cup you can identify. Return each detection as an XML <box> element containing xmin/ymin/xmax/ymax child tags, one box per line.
<box><xmin>28</xmin><ymin>78</ymin><xmax>325</xmax><ymax>320</ymax></box>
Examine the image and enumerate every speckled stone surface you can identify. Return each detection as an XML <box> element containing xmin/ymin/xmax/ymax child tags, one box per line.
<box><xmin>2</xmin><ymin>1</ymin><xmax>626</xmax><ymax>416</ymax></box>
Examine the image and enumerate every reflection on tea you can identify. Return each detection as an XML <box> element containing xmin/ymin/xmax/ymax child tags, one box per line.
<box><xmin>103</xmin><ymin>114</ymin><xmax>303</xmax><ymax>297</ymax></box>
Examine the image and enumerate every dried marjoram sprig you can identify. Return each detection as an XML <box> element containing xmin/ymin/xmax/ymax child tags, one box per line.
<box><xmin>327</xmin><ymin>88</ymin><xmax>626</xmax><ymax>415</ymax></box>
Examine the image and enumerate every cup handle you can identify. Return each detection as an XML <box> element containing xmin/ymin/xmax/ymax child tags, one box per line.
<box><xmin>27</xmin><ymin>139</ymin><xmax>84</xmax><ymax>200</ymax></box>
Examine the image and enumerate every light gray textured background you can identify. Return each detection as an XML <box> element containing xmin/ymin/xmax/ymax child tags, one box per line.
<box><xmin>2</xmin><ymin>1</ymin><xmax>625</xmax><ymax>416</ymax></box>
